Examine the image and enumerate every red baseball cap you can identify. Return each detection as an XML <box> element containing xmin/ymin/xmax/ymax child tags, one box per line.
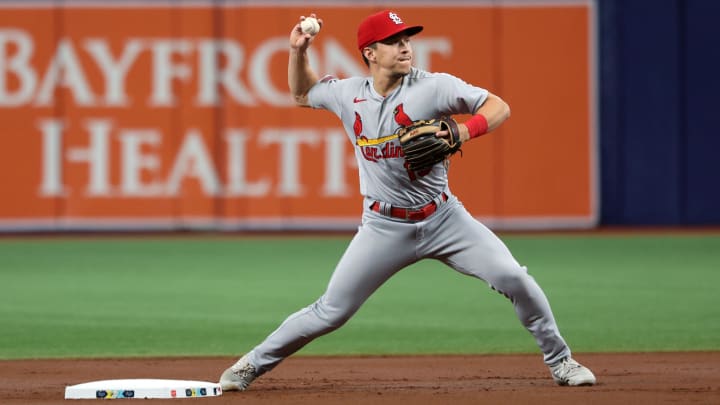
<box><xmin>357</xmin><ymin>10</ymin><xmax>423</xmax><ymax>51</ymax></box>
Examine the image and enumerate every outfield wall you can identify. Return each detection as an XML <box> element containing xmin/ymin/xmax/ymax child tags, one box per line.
<box><xmin>0</xmin><ymin>1</ymin><xmax>596</xmax><ymax>231</ymax></box>
<box><xmin>599</xmin><ymin>0</ymin><xmax>720</xmax><ymax>225</ymax></box>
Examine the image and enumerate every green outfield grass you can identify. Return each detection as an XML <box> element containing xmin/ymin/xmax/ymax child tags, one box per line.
<box><xmin>1</xmin><ymin>233</ymin><xmax>718</xmax><ymax>360</ymax></box>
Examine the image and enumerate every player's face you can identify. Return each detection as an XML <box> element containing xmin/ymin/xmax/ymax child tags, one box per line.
<box><xmin>374</xmin><ymin>34</ymin><xmax>413</xmax><ymax>74</ymax></box>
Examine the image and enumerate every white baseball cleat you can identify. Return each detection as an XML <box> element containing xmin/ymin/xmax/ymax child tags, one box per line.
<box><xmin>549</xmin><ymin>357</ymin><xmax>597</xmax><ymax>386</ymax></box>
<box><xmin>219</xmin><ymin>355</ymin><xmax>259</xmax><ymax>391</ymax></box>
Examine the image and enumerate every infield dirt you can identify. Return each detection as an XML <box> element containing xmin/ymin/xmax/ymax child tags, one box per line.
<box><xmin>2</xmin><ymin>352</ymin><xmax>718</xmax><ymax>404</ymax></box>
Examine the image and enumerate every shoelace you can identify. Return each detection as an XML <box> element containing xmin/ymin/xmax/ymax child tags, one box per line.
<box><xmin>554</xmin><ymin>358</ymin><xmax>581</xmax><ymax>376</ymax></box>
<box><xmin>232</xmin><ymin>364</ymin><xmax>256</xmax><ymax>383</ymax></box>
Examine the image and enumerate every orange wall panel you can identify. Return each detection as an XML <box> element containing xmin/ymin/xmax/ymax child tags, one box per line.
<box><xmin>0</xmin><ymin>3</ymin><xmax>595</xmax><ymax>230</ymax></box>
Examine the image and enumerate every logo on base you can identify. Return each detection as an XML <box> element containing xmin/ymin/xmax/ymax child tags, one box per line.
<box><xmin>96</xmin><ymin>389</ymin><xmax>134</xmax><ymax>399</ymax></box>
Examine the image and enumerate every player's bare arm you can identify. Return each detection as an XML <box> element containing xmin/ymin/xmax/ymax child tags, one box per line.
<box><xmin>477</xmin><ymin>93</ymin><xmax>511</xmax><ymax>132</ymax></box>
<box><xmin>439</xmin><ymin>93</ymin><xmax>510</xmax><ymax>143</ymax></box>
<box><xmin>288</xmin><ymin>14</ymin><xmax>322</xmax><ymax>107</ymax></box>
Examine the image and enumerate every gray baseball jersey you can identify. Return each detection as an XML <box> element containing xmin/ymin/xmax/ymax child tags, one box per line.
<box><xmin>242</xmin><ymin>68</ymin><xmax>572</xmax><ymax>376</ymax></box>
<box><xmin>310</xmin><ymin>67</ymin><xmax>487</xmax><ymax>206</ymax></box>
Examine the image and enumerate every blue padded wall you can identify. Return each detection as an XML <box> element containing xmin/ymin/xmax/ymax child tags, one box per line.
<box><xmin>599</xmin><ymin>0</ymin><xmax>719</xmax><ymax>225</ymax></box>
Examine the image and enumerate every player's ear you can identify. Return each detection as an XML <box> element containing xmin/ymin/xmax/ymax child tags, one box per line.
<box><xmin>362</xmin><ymin>47</ymin><xmax>375</xmax><ymax>63</ymax></box>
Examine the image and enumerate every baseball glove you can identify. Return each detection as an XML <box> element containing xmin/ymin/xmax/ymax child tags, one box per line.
<box><xmin>397</xmin><ymin>117</ymin><xmax>462</xmax><ymax>172</ymax></box>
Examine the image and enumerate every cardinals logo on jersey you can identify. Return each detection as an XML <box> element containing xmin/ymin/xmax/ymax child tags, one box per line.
<box><xmin>393</xmin><ymin>103</ymin><xmax>413</xmax><ymax>127</ymax></box>
<box><xmin>353</xmin><ymin>104</ymin><xmax>432</xmax><ymax>179</ymax></box>
<box><xmin>353</xmin><ymin>111</ymin><xmax>379</xmax><ymax>162</ymax></box>
<box><xmin>353</xmin><ymin>112</ymin><xmax>363</xmax><ymax>137</ymax></box>
<box><xmin>353</xmin><ymin>111</ymin><xmax>404</xmax><ymax>163</ymax></box>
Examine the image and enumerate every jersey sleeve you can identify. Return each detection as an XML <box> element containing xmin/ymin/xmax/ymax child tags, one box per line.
<box><xmin>307</xmin><ymin>75</ymin><xmax>343</xmax><ymax>117</ymax></box>
<box><xmin>434</xmin><ymin>73</ymin><xmax>489</xmax><ymax>115</ymax></box>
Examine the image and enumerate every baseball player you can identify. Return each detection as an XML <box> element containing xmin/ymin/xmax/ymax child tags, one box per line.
<box><xmin>220</xmin><ymin>10</ymin><xmax>596</xmax><ymax>390</ymax></box>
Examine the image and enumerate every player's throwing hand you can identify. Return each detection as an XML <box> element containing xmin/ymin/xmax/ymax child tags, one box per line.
<box><xmin>290</xmin><ymin>14</ymin><xmax>322</xmax><ymax>50</ymax></box>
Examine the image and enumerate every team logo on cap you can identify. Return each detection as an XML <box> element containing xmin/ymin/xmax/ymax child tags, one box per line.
<box><xmin>388</xmin><ymin>12</ymin><xmax>403</xmax><ymax>25</ymax></box>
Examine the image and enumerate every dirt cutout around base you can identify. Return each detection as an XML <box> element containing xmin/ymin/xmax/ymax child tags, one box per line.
<box><xmin>2</xmin><ymin>353</ymin><xmax>718</xmax><ymax>405</ymax></box>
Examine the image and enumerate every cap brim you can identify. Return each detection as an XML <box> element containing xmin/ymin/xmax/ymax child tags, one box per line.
<box><xmin>377</xmin><ymin>25</ymin><xmax>424</xmax><ymax>44</ymax></box>
<box><xmin>403</xmin><ymin>26</ymin><xmax>424</xmax><ymax>37</ymax></box>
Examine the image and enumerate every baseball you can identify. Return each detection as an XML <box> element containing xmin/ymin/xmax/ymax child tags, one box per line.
<box><xmin>300</xmin><ymin>17</ymin><xmax>320</xmax><ymax>35</ymax></box>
